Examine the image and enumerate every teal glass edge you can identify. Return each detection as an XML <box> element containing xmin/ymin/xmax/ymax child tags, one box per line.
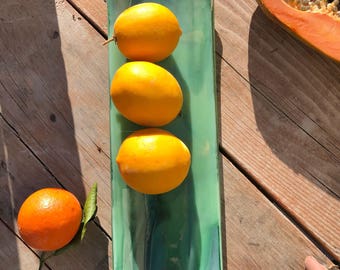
<box><xmin>107</xmin><ymin>1</ymin><xmax>223</xmax><ymax>269</ymax></box>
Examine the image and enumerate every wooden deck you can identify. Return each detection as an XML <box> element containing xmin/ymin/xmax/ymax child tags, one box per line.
<box><xmin>0</xmin><ymin>0</ymin><xmax>339</xmax><ymax>269</ymax></box>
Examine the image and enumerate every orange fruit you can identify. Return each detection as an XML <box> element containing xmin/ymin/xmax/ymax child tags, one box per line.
<box><xmin>17</xmin><ymin>188</ymin><xmax>82</xmax><ymax>251</ymax></box>
<box><xmin>116</xmin><ymin>128</ymin><xmax>191</xmax><ymax>194</ymax></box>
<box><xmin>110</xmin><ymin>61</ymin><xmax>183</xmax><ymax>127</ymax></box>
<box><xmin>113</xmin><ymin>3</ymin><xmax>182</xmax><ymax>62</ymax></box>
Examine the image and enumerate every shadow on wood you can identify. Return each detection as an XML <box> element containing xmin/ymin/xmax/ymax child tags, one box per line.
<box><xmin>0</xmin><ymin>0</ymin><xmax>109</xmax><ymax>268</ymax></box>
<box><xmin>248</xmin><ymin>7</ymin><xmax>340</xmax><ymax>262</ymax></box>
<box><xmin>214</xmin><ymin>30</ymin><xmax>228</xmax><ymax>270</ymax></box>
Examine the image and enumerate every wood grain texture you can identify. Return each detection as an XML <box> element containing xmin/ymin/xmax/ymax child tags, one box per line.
<box><xmin>0</xmin><ymin>220</ymin><xmax>49</xmax><ymax>270</ymax></box>
<box><xmin>67</xmin><ymin>0</ymin><xmax>108</xmax><ymax>35</ymax></box>
<box><xmin>221</xmin><ymin>155</ymin><xmax>333</xmax><ymax>269</ymax></box>
<box><xmin>0</xmin><ymin>0</ymin><xmax>111</xmax><ymax>269</ymax></box>
<box><xmin>47</xmin><ymin>222</ymin><xmax>112</xmax><ymax>270</ymax></box>
<box><xmin>1</xmin><ymin>0</ymin><xmax>339</xmax><ymax>268</ymax></box>
<box><xmin>0</xmin><ymin>0</ymin><xmax>111</xmax><ymax>233</ymax></box>
<box><xmin>0</xmin><ymin>116</ymin><xmax>110</xmax><ymax>269</ymax></box>
<box><xmin>215</xmin><ymin>0</ymin><xmax>340</xmax><ymax>260</ymax></box>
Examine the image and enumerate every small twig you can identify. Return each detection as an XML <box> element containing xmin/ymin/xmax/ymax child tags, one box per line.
<box><xmin>102</xmin><ymin>36</ymin><xmax>117</xmax><ymax>46</ymax></box>
<box><xmin>38</xmin><ymin>252</ymin><xmax>47</xmax><ymax>270</ymax></box>
<box><xmin>38</xmin><ymin>259</ymin><xmax>44</xmax><ymax>270</ymax></box>
<box><xmin>38</xmin><ymin>251</ymin><xmax>55</xmax><ymax>270</ymax></box>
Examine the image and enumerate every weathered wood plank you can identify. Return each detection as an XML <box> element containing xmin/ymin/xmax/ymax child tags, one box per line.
<box><xmin>215</xmin><ymin>0</ymin><xmax>339</xmax><ymax>192</ymax></box>
<box><xmin>215</xmin><ymin>6</ymin><xmax>340</xmax><ymax>258</ymax></box>
<box><xmin>0</xmin><ymin>220</ymin><xmax>49</xmax><ymax>270</ymax></box>
<box><xmin>0</xmin><ymin>0</ymin><xmax>111</xmax><ymax>234</ymax></box>
<box><xmin>215</xmin><ymin>0</ymin><xmax>340</xmax><ymax>163</ymax></box>
<box><xmin>0</xmin><ymin>116</ymin><xmax>111</xmax><ymax>269</ymax></box>
<box><xmin>67</xmin><ymin>0</ymin><xmax>108</xmax><ymax>35</ymax></box>
<box><xmin>0</xmin><ymin>0</ymin><xmax>112</xmax><ymax>268</ymax></box>
<box><xmin>221</xmin><ymin>155</ymin><xmax>333</xmax><ymax>269</ymax></box>
<box><xmin>47</xmin><ymin>222</ymin><xmax>112</xmax><ymax>270</ymax></box>
<box><xmin>2</xmin><ymin>0</ymin><xmax>338</xmax><ymax>268</ymax></box>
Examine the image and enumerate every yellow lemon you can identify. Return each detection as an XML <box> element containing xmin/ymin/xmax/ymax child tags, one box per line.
<box><xmin>110</xmin><ymin>61</ymin><xmax>183</xmax><ymax>127</ymax></box>
<box><xmin>116</xmin><ymin>128</ymin><xmax>191</xmax><ymax>194</ymax></box>
<box><xmin>112</xmin><ymin>3</ymin><xmax>182</xmax><ymax>62</ymax></box>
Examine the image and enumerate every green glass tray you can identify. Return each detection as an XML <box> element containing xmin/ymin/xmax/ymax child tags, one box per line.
<box><xmin>107</xmin><ymin>1</ymin><xmax>222</xmax><ymax>269</ymax></box>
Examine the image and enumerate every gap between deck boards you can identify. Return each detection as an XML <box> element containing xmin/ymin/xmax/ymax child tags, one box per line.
<box><xmin>0</xmin><ymin>211</ymin><xmax>53</xmax><ymax>270</ymax></box>
<box><xmin>0</xmin><ymin>0</ymin><xmax>112</xmax><ymax>256</ymax></box>
<box><xmin>0</xmin><ymin>111</ymin><xmax>112</xmax><ymax>243</ymax></box>
<box><xmin>66</xmin><ymin>0</ymin><xmax>108</xmax><ymax>39</ymax></box>
<box><xmin>216</xmin><ymin>48</ymin><xmax>339</xmax><ymax>264</ymax></box>
<box><xmin>219</xmin><ymin>144</ymin><xmax>339</xmax><ymax>265</ymax></box>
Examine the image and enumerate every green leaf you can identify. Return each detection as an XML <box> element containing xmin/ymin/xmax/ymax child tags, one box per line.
<box><xmin>81</xmin><ymin>182</ymin><xmax>98</xmax><ymax>240</ymax></box>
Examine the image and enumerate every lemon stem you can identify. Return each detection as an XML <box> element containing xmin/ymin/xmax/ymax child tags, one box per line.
<box><xmin>102</xmin><ymin>36</ymin><xmax>117</xmax><ymax>46</ymax></box>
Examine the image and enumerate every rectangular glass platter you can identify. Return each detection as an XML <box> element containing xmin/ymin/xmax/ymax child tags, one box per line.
<box><xmin>107</xmin><ymin>1</ymin><xmax>222</xmax><ymax>269</ymax></box>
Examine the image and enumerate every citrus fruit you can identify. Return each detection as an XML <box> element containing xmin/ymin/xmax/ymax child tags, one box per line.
<box><xmin>116</xmin><ymin>128</ymin><xmax>191</xmax><ymax>194</ymax></box>
<box><xmin>17</xmin><ymin>188</ymin><xmax>82</xmax><ymax>251</ymax></box>
<box><xmin>112</xmin><ymin>2</ymin><xmax>182</xmax><ymax>62</ymax></box>
<box><xmin>110</xmin><ymin>61</ymin><xmax>183</xmax><ymax>127</ymax></box>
